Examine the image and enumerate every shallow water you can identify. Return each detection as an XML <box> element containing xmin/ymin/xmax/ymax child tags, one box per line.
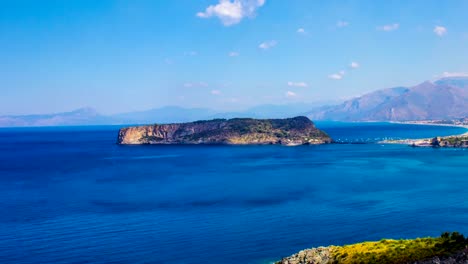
<box><xmin>0</xmin><ymin>123</ymin><xmax>467</xmax><ymax>264</ymax></box>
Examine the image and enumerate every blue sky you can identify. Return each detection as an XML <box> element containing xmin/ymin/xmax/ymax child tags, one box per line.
<box><xmin>1</xmin><ymin>0</ymin><xmax>468</xmax><ymax>115</ymax></box>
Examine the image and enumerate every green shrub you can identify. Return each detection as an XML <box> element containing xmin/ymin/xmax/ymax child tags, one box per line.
<box><xmin>330</xmin><ymin>232</ymin><xmax>467</xmax><ymax>264</ymax></box>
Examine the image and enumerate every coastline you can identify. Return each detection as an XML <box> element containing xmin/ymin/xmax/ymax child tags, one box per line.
<box><xmin>389</xmin><ymin>120</ymin><xmax>468</xmax><ymax>129</ymax></box>
<box><xmin>380</xmin><ymin>131</ymin><xmax>468</xmax><ymax>147</ymax></box>
<box><xmin>381</xmin><ymin>120</ymin><xmax>468</xmax><ymax>145</ymax></box>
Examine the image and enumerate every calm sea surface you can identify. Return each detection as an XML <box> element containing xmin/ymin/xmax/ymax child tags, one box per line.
<box><xmin>0</xmin><ymin>122</ymin><xmax>467</xmax><ymax>264</ymax></box>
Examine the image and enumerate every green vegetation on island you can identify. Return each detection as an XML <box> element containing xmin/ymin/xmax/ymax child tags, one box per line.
<box><xmin>277</xmin><ymin>232</ymin><xmax>468</xmax><ymax>264</ymax></box>
<box><xmin>117</xmin><ymin>116</ymin><xmax>332</xmax><ymax>145</ymax></box>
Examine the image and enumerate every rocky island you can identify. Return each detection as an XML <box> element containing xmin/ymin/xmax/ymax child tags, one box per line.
<box><xmin>277</xmin><ymin>232</ymin><xmax>468</xmax><ymax>264</ymax></box>
<box><xmin>117</xmin><ymin>116</ymin><xmax>332</xmax><ymax>145</ymax></box>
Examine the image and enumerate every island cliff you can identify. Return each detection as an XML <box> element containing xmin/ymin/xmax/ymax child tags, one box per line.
<box><xmin>117</xmin><ymin>116</ymin><xmax>332</xmax><ymax>145</ymax></box>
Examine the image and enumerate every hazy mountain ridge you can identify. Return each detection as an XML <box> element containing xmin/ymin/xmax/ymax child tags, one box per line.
<box><xmin>0</xmin><ymin>108</ymin><xmax>114</xmax><ymax>127</ymax></box>
<box><xmin>0</xmin><ymin>104</ymin><xmax>318</xmax><ymax>127</ymax></box>
<box><xmin>2</xmin><ymin>77</ymin><xmax>467</xmax><ymax>127</ymax></box>
<box><xmin>309</xmin><ymin>77</ymin><xmax>468</xmax><ymax>121</ymax></box>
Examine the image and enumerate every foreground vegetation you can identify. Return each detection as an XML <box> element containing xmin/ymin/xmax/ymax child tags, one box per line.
<box><xmin>278</xmin><ymin>232</ymin><xmax>468</xmax><ymax>264</ymax></box>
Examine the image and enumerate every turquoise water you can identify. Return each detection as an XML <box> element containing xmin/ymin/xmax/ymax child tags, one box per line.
<box><xmin>0</xmin><ymin>122</ymin><xmax>467</xmax><ymax>263</ymax></box>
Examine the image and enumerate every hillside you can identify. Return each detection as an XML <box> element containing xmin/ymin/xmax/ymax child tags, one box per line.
<box><xmin>277</xmin><ymin>232</ymin><xmax>468</xmax><ymax>264</ymax></box>
<box><xmin>309</xmin><ymin>77</ymin><xmax>468</xmax><ymax>121</ymax></box>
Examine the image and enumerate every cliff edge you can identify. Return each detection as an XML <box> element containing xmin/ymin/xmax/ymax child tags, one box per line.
<box><xmin>117</xmin><ymin>116</ymin><xmax>331</xmax><ymax>145</ymax></box>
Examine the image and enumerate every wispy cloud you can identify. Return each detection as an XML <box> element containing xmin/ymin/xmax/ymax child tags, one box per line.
<box><xmin>349</xmin><ymin>62</ymin><xmax>360</xmax><ymax>69</ymax></box>
<box><xmin>328</xmin><ymin>70</ymin><xmax>345</xmax><ymax>80</ymax></box>
<box><xmin>336</xmin><ymin>20</ymin><xmax>349</xmax><ymax>28</ymax></box>
<box><xmin>285</xmin><ymin>91</ymin><xmax>297</xmax><ymax>98</ymax></box>
<box><xmin>297</xmin><ymin>28</ymin><xmax>306</xmax><ymax>34</ymax></box>
<box><xmin>259</xmin><ymin>40</ymin><xmax>277</xmax><ymax>50</ymax></box>
<box><xmin>287</xmin><ymin>81</ymin><xmax>308</xmax><ymax>87</ymax></box>
<box><xmin>377</xmin><ymin>23</ymin><xmax>399</xmax><ymax>31</ymax></box>
<box><xmin>183</xmin><ymin>82</ymin><xmax>209</xmax><ymax>88</ymax></box>
<box><xmin>164</xmin><ymin>58</ymin><xmax>174</xmax><ymax>65</ymax></box>
<box><xmin>196</xmin><ymin>0</ymin><xmax>266</xmax><ymax>26</ymax></box>
<box><xmin>211</xmin><ymin>89</ymin><xmax>222</xmax><ymax>95</ymax></box>
<box><xmin>228</xmin><ymin>51</ymin><xmax>240</xmax><ymax>57</ymax></box>
<box><xmin>434</xmin><ymin>26</ymin><xmax>447</xmax><ymax>37</ymax></box>
<box><xmin>330</xmin><ymin>62</ymin><xmax>360</xmax><ymax>79</ymax></box>
<box><xmin>440</xmin><ymin>72</ymin><xmax>468</xmax><ymax>78</ymax></box>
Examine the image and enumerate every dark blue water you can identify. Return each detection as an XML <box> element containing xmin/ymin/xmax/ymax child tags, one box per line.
<box><xmin>0</xmin><ymin>123</ymin><xmax>467</xmax><ymax>264</ymax></box>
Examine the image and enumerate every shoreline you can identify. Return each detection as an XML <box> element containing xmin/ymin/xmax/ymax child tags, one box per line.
<box><xmin>380</xmin><ymin>121</ymin><xmax>468</xmax><ymax>146</ymax></box>
<box><xmin>389</xmin><ymin>120</ymin><xmax>468</xmax><ymax>129</ymax></box>
<box><xmin>380</xmin><ymin>131</ymin><xmax>468</xmax><ymax>147</ymax></box>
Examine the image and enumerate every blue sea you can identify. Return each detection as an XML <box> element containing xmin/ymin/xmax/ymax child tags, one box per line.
<box><xmin>0</xmin><ymin>122</ymin><xmax>467</xmax><ymax>264</ymax></box>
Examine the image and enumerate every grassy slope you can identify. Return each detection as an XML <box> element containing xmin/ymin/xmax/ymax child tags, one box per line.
<box><xmin>332</xmin><ymin>232</ymin><xmax>467</xmax><ymax>264</ymax></box>
<box><xmin>278</xmin><ymin>232</ymin><xmax>468</xmax><ymax>264</ymax></box>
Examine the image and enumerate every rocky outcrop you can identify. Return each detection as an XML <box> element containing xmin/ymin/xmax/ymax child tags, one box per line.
<box><xmin>429</xmin><ymin>135</ymin><xmax>468</xmax><ymax>148</ymax></box>
<box><xmin>278</xmin><ymin>247</ymin><xmax>333</xmax><ymax>264</ymax></box>
<box><xmin>278</xmin><ymin>248</ymin><xmax>468</xmax><ymax>264</ymax></box>
<box><xmin>117</xmin><ymin>116</ymin><xmax>332</xmax><ymax>145</ymax></box>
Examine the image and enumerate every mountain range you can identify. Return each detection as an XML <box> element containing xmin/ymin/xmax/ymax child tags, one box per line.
<box><xmin>0</xmin><ymin>103</ymin><xmax>320</xmax><ymax>127</ymax></box>
<box><xmin>1</xmin><ymin>77</ymin><xmax>467</xmax><ymax>127</ymax></box>
<box><xmin>309</xmin><ymin>76</ymin><xmax>468</xmax><ymax>121</ymax></box>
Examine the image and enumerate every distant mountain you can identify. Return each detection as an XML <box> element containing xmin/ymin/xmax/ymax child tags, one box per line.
<box><xmin>0</xmin><ymin>108</ymin><xmax>113</xmax><ymax>127</ymax></box>
<box><xmin>5</xmin><ymin>75</ymin><xmax>464</xmax><ymax>126</ymax></box>
<box><xmin>0</xmin><ymin>103</ymin><xmax>324</xmax><ymax>127</ymax></box>
<box><xmin>111</xmin><ymin>106</ymin><xmax>218</xmax><ymax>124</ymax></box>
<box><xmin>212</xmin><ymin>103</ymin><xmax>323</xmax><ymax>119</ymax></box>
<box><xmin>434</xmin><ymin>76</ymin><xmax>468</xmax><ymax>89</ymax></box>
<box><xmin>309</xmin><ymin>77</ymin><xmax>468</xmax><ymax>121</ymax></box>
<box><xmin>245</xmin><ymin>103</ymin><xmax>322</xmax><ymax>118</ymax></box>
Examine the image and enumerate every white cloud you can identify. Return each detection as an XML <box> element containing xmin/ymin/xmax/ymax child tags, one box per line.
<box><xmin>336</xmin><ymin>20</ymin><xmax>349</xmax><ymax>28</ymax></box>
<box><xmin>434</xmin><ymin>26</ymin><xmax>447</xmax><ymax>37</ymax></box>
<box><xmin>183</xmin><ymin>82</ymin><xmax>209</xmax><ymax>88</ymax></box>
<box><xmin>228</xmin><ymin>51</ymin><xmax>240</xmax><ymax>57</ymax></box>
<box><xmin>287</xmin><ymin>81</ymin><xmax>308</xmax><ymax>87</ymax></box>
<box><xmin>328</xmin><ymin>71</ymin><xmax>345</xmax><ymax>80</ymax></box>
<box><xmin>297</xmin><ymin>28</ymin><xmax>306</xmax><ymax>34</ymax></box>
<box><xmin>259</xmin><ymin>40</ymin><xmax>277</xmax><ymax>50</ymax></box>
<box><xmin>350</xmin><ymin>62</ymin><xmax>359</xmax><ymax>69</ymax></box>
<box><xmin>441</xmin><ymin>72</ymin><xmax>468</xmax><ymax>78</ymax></box>
<box><xmin>196</xmin><ymin>0</ymin><xmax>266</xmax><ymax>26</ymax></box>
<box><xmin>285</xmin><ymin>91</ymin><xmax>297</xmax><ymax>98</ymax></box>
<box><xmin>164</xmin><ymin>58</ymin><xmax>174</xmax><ymax>65</ymax></box>
<box><xmin>377</xmin><ymin>23</ymin><xmax>399</xmax><ymax>31</ymax></box>
<box><xmin>211</xmin><ymin>89</ymin><xmax>222</xmax><ymax>95</ymax></box>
